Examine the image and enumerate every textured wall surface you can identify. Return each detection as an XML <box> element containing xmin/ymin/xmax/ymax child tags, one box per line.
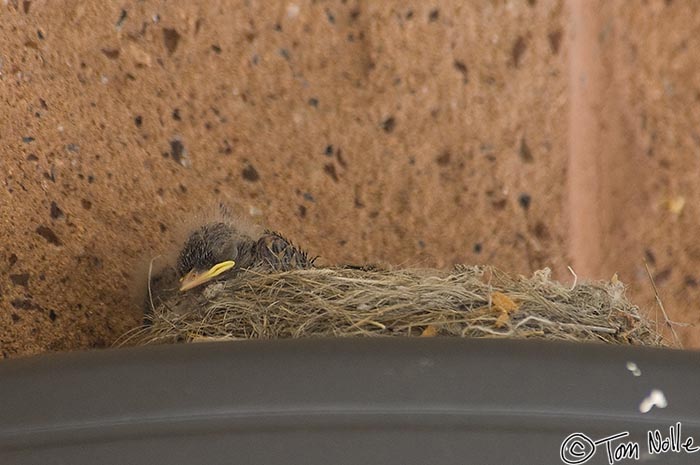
<box><xmin>0</xmin><ymin>0</ymin><xmax>697</xmax><ymax>357</ymax></box>
<box><xmin>582</xmin><ymin>0</ymin><xmax>700</xmax><ymax>346</ymax></box>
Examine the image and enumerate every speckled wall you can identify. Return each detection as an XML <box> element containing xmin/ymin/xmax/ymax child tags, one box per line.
<box><xmin>0</xmin><ymin>0</ymin><xmax>697</xmax><ymax>357</ymax></box>
<box><xmin>577</xmin><ymin>1</ymin><xmax>700</xmax><ymax>346</ymax></box>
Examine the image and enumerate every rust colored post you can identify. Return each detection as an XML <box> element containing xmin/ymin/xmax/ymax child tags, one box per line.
<box><xmin>567</xmin><ymin>0</ymin><xmax>604</xmax><ymax>278</ymax></box>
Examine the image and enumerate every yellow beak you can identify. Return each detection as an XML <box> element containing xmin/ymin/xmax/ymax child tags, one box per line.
<box><xmin>179</xmin><ymin>260</ymin><xmax>236</xmax><ymax>292</ymax></box>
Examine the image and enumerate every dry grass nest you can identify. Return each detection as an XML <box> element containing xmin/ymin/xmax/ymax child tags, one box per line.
<box><xmin>120</xmin><ymin>265</ymin><xmax>669</xmax><ymax>347</ymax></box>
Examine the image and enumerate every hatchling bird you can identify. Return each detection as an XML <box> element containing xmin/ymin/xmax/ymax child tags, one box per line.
<box><xmin>142</xmin><ymin>207</ymin><xmax>315</xmax><ymax>320</ymax></box>
<box><xmin>177</xmin><ymin>222</ymin><xmax>315</xmax><ymax>291</ymax></box>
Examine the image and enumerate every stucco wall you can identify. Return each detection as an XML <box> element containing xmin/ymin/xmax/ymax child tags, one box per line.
<box><xmin>1</xmin><ymin>0</ymin><xmax>697</xmax><ymax>356</ymax></box>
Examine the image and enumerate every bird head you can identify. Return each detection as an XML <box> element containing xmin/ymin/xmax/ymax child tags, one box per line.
<box><xmin>176</xmin><ymin>222</ymin><xmax>252</xmax><ymax>291</ymax></box>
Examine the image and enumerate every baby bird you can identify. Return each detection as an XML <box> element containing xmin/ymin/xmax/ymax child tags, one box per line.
<box><xmin>142</xmin><ymin>210</ymin><xmax>315</xmax><ymax>322</ymax></box>
<box><xmin>176</xmin><ymin>221</ymin><xmax>257</xmax><ymax>291</ymax></box>
<box><xmin>177</xmin><ymin>222</ymin><xmax>314</xmax><ymax>292</ymax></box>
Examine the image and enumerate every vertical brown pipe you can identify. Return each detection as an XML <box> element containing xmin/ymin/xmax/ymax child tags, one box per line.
<box><xmin>567</xmin><ymin>0</ymin><xmax>604</xmax><ymax>278</ymax></box>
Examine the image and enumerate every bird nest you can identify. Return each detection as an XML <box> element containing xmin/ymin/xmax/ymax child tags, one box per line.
<box><xmin>122</xmin><ymin>265</ymin><xmax>667</xmax><ymax>347</ymax></box>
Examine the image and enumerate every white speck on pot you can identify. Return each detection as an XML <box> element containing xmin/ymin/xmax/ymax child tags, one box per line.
<box><xmin>626</xmin><ymin>361</ymin><xmax>641</xmax><ymax>376</ymax></box>
<box><xmin>639</xmin><ymin>389</ymin><xmax>667</xmax><ymax>414</ymax></box>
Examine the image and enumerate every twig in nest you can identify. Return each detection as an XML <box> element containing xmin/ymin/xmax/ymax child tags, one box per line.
<box><xmin>147</xmin><ymin>255</ymin><xmax>161</xmax><ymax>316</ymax></box>
<box><xmin>567</xmin><ymin>266</ymin><xmax>577</xmax><ymax>291</ymax></box>
<box><xmin>644</xmin><ymin>261</ymin><xmax>682</xmax><ymax>348</ymax></box>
